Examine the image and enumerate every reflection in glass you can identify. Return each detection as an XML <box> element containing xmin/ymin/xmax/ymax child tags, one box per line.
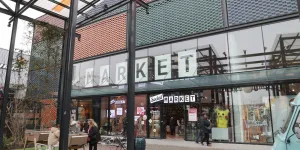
<box><xmin>100</xmin><ymin>97</ymin><xmax>109</xmax><ymax>135</ymax></box>
<box><xmin>231</xmin><ymin>86</ymin><xmax>273</xmax><ymax>143</ymax></box>
<box><xmin>228</xmin><ymin>27</ymin><xmax>265</xmax><ymax>73</ymax></box>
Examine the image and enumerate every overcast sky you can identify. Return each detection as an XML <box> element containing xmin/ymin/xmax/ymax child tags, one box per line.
<box><xmin>0</xmin><ymin>1</ymin><xmax>43</xmax><ymax>53</ymax></box>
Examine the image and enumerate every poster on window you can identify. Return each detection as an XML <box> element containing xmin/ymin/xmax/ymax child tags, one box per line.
<box><xmin>107</xmin><ymin>110</ymin><xmax>116</xmax><ymax>118</ymax></box>
<box><xmin>117</xmin><ymin>108</ymin><xmax>123</xmax><ymax>116</ymax></box>
<box><xmin>188</xmin><ymin>108</ymin><xmax>197</xmax><ymax>122</ymax></box>
<box><xmin>137</xmin><ymin>107</ymin><xmax>145</xmax><ymax>115</ymax></box>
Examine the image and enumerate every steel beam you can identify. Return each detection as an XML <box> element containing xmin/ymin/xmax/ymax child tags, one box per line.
<box><xmin>126</xmin><ymin>0</ymin><xmax>136</xmax><ymax>149</ymax></box>
<box><xmin>0</xmin><ymin>7</ymin><xmax>12</xmax><ymax>16</ymax></box>
<box><xmin>9</xmin><ymin>0</ymin><xmax>38</xmax><ymax>24</ymax></box>
<box><xmin>0</xmin><ymin>0</ymin><xmax>14</xmax><ymax>13</ymax></box>
<box><xmin>10</xmin><ymin>0</ymin><xmax>68</xmax><ymax>20</ymax></box>
<box><xmin>0</xmin><ymin>0</ymin><xmax>20</xmax><ymax>149</ymax></box>
<box><xmin>78</xmin><ymin>0</ymin><xmax>102</xmax><ymax>14</ymax></box>
<box><xmin>58</xmin><ymin>0</ymin><xmax>78</xmax><ymax>150</ymax></box>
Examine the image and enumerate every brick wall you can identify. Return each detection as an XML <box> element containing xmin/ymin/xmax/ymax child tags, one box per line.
<box><xmin>40</xmin><ymin>99</ymin><xmax>57</xmax><ymax>128</ymax></box>
<box><xmin>74</xmin><ymin>13</ymin><xmax>127</xmax><ymax>60</ymax></box>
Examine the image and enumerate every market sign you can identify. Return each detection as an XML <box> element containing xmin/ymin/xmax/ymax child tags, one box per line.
<box><xmin>164</xmin><ymin>95</ymin><xmax>196</xmax><ymax>103</ymax></box>
<box><xmin>150</xmin><ymin>94</ymin><xmax>196</xmax><ymax>104</ymax></box>
<box><xmin>82</xmin><ymin>49</ymin><xmax>199</xmax><ymax>86</ymax></box>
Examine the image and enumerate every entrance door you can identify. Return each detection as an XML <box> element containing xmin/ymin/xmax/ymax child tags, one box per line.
<box><xmin>160</xmin><ymin>104</ymin><xmax>166</xmax><ymax>139</ymax></box>
<box><xmin>149</xmin><ymin>104</ymin><xmax>161</xmax><ymax>138</ymax></box>
<box><xmin>287</xmin><ymin>107</ymin><xmax>300</xmax><ymax>150</ymax></box>
<box><xmin>161</xmin><ymin>104</ymin><xmax>185</xmax><ymax>139</ymax></box>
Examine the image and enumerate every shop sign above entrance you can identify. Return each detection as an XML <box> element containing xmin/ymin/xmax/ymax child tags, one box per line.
<box><xmin>150</xmin><ymin>94</ymin><xmax>164</xmax><ymax>103</ymax></box>
<box><xmin>110</xmin><ymin>99</ymin><xmax>126</xmax><ymax>105</ymax></box>
<box><xmin>163</xmin><ymin>95</ymin><xmax>196</xmax><ymax>103</ymax></box>
<box><xmin>150</xmin><ymin>94</ymin><xmax>196</xmax><ymax>103</ymax></box>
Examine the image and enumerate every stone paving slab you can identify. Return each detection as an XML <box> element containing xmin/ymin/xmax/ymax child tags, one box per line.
<box><xmin>78</xmin><ymin>139</ymin><xmax>272</xmax><ymax>150</ymax></box>
<box><xmin>146</xmin><ymin>139</ymin><xmax>272</xmax><ymax>150</ymax></box>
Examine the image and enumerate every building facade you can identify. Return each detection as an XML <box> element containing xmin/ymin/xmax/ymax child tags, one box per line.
<box><xmin>31</xmin><ymin>0</ymin><xmax>300</xmax><ymax>145</ymax></box>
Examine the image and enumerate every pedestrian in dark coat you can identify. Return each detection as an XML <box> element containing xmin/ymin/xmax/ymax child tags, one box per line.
<box><xmin>87</xmin><ymin>119</ymin><xmax>100</xmax><ymax>150</ymax></box>
<box><xmin>201</xmin><ymin>115</ymin><xmax>212</xmax><ymax>146</ymax></box>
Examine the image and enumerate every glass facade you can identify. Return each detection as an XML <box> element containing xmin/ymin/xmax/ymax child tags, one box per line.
<box><xmin>70</xmin><ymin>19</ymin><xmax>300</xmax><ymax>144</ymax></box>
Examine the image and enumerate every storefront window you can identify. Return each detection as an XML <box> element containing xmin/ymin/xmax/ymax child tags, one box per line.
<box><xmin>100</xmin><ymin>97</ymin><xmax>109</xmax><ymax>135</ymax></box>
<box><xmin>134</xmin><ymin>95</ymin><xmax>147</xmax><ymax>137</ymax></box>
<box><xmin>110</xmin><ymin>95</ymin><xmax>127</xmax><ymax>135</ymax></box>
<box><xmin>231</xmin><ymin>86</ymin><xmax>273</xmax><ymax>143</ymax></box>
<box><xmin>149</xmin><ymin>102</ymin><xmax>161</xmax><ymax>138</ymax></box>
<box><xmin>270</xmin><ymin>83</ymin><xmax>300</xmax><ymax>135</ymax></box>
<box><xmin>78</xmin><ymin>100</ymin><xmax>93</xmax><ymax>121</ymax></box>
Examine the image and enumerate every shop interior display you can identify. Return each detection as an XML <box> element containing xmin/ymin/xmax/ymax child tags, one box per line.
<box><xmin>149</xmin><ymin>109</ymin><xmax>160</xmax><ymax>137</ymax></box>
<box><xmin>215</xmin><ymin>107</ymin><xmax>230</xmax><ymax>128</ymax></box>
<box><xmin>242</xmin><ymin>104</ymin><xmax>272</xmax><ymax>143</ymax></box>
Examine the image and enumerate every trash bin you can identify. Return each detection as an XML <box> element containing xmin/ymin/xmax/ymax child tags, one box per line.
<box><xmin>135</xmin><ymin>137</ymin><xmax>146</xmax><ymax>150</ymax></box>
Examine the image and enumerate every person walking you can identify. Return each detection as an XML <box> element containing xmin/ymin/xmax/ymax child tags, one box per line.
<box><xmin>170</xmin><ymin>117</ymin><xmax>175</xmax><ymax>136</ymax></box>
<box><xmin>87</xmin><ymin>119</ymin><xmax>100</xmax><ymax>150</ymax></box>
<box><xmin>196</xmin><ymin>114</ymin><xmax>205</xmax><ymax>143</ymax></box>
<box><xmin>201</xmin><ymin>115</ymin><xmax>212</xmax><ymax>146</ymax></box>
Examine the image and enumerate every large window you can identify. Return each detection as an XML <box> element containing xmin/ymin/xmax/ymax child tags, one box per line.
<box><xmin>100</xmin><ymin>97</ymin><xmax>109</xmax><ymax>135</ymax></box>
<box><xmin>231</xmin><ymin>86</ymin><xmax>273</xmax><ymax>144</ymax></box>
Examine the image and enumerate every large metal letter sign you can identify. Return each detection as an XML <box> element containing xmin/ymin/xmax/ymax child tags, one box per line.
<box><xmin>99</xmin><ymin>65</ymin><xmax>110</xmax><ymax>86</ymax></box>
<box><xmin>116</xmin><ymin>62</ymin><xmax>127</xmax><ymax>84</ymax></box>
<box><xmin>135</xmin><ymin>58</ymin><xmax>148</xmax><ymax>82</ymax></box>
<box><xmin>178</xmin><ymin>49</ymin><xmax>197</xmax><ymax>77</ymax></box>
<box><xmin>155</xmin><ymin>54</ymin><xmax>171</xmax><ymax>80</ymax></box>
<box><xmin>85</xmin><ymin>68</ymin><xmax>94</xmax><ymax>87</ymax></box>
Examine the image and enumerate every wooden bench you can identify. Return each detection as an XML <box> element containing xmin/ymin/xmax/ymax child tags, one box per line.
<box><xmin>68</xmin><ymin>134</ymin><xmax>88</xmax><ymax>150</ymax></box>
<box><xmin>24</xmin><ymin>131</ymin><xmax>49</xmax><ymax>150</ymax></box>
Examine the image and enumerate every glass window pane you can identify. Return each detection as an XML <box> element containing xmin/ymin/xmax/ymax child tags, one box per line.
<box><xmin>228</xmin><ymin>27</ymin><xmax>265</xmax><ymax>73</ymax></box>
<box><xmin>110</xmin><ymin>53</ymin><xmax>128</xmax><ymax>85</ymax></box>
<box><xmin>94</xmin><ymin>57</ymin><xmax>110</xmax><ymax>86</ymax></box>
<box><xmin>134</xmin><ymin>94</ymin><xmax>147</xmax><ymax>137</ymax></box>
<box><xmin>262</xmin><ymin>19</ymin><xmax>300</xmax><ymax>69</ymax></box>
<box><xmin>79</xmin><ymin>60</ymin><xmax>95</xmax><ymax>88</ymax></box>
<box><xmin>100</xmin><ymin>97</ymin><xmax>109</xmax><ymax>135</ymax></box>
<box><xmin>231</xmin><ymin>86</ymin><xmax>273</xmax><ymax>143</ymax></box>
<box><xmin>110</xmin><ymin>95</ymin><xmax>127</xmax><ymax>135</ymax></box>
<box><xmin>197</xmin><ymin>34</ymin><xmax>229</xmax><ymax>75</ymax></box>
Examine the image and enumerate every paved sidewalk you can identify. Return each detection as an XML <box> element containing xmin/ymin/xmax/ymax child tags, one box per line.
<box><xmin>145</xmin><ymin>139</ymin><xmax>272</xmax><ymax>150</ymax></box>
<box><xmin>82</xmin><ymin>139</ymin><xmax>273</xmax><ymax>150</ymax></box>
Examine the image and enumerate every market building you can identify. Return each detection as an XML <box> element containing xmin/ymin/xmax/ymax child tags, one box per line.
<box><xmin>29</xmin><ymin>0</ymin><xmax>300</xmax><ymax>145</ymax></box>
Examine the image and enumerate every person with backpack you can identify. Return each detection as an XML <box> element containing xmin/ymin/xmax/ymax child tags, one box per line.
<box><xmin>87</xmin><ymin>119</ymin><xmax>100</xmax><ymax>150</ymax></box>
<box><xmin>201</xmin><ymin>115</ymin><xmax>212</xmax><ymax>147</ymax></box>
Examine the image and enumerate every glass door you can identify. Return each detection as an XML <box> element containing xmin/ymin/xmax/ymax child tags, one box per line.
<box><xmin>149</xmin><ymin>103</ymin><xmax>161</xmax><ymax>138</ymax></box>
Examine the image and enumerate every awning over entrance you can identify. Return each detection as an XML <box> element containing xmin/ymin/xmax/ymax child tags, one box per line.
<box><xmin>71</xmin><ymin>66</ymin><xmax>300</xmax><ymax>97</ymax></box>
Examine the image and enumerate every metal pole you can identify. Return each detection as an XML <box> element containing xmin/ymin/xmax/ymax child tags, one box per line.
<box><xmin>56</xmin><ymin>22</ymin><xmax>69</xmax><ymax>125</ymax></box>
<box><xmin>297</xmin><ymin>0</ymin><xmax>300</xmax><ymax>19</ymax></box>
<box><xmin>0</xmin><ymin>0</ymin><xmax>20</xmax><ymax>149</ymax></box>
<box><xmin>58</xmin><ymin>0</ymin><xmax>78</xmax><ymax>149</ymax></box>
<box><xmin>127</xmin><ymin>0</ymin><xmax>136</xmax><ymax>149</ymax></box>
